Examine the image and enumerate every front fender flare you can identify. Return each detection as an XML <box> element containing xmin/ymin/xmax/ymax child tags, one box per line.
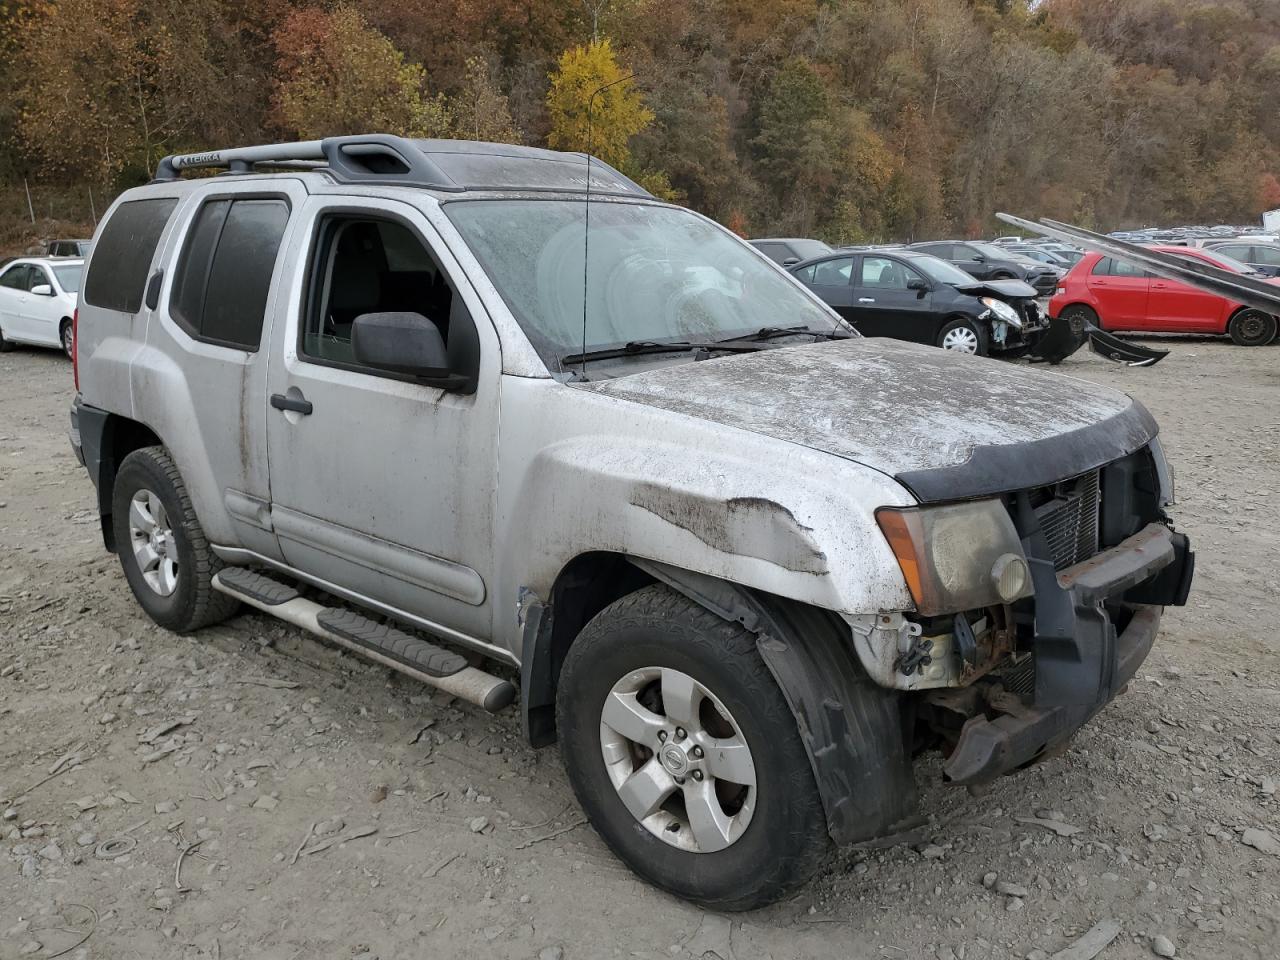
<box><xmin>632</xmin><ymin>558</ymin><xmax>920</xmax><ymax>845</ymax></box>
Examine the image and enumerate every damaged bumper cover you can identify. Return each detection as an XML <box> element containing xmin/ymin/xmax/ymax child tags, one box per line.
<box><xmin>941</xmin><ymin>522</ymin><xmax>1194</xmax><ymax>785</ymax></box>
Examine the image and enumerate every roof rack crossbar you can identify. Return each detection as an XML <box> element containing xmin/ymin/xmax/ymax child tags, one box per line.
<box><xmin>155</xmin><ymin>134</ymin><xmax>459</xmax><ymax>189</ymax></box>
<box><xmin>155</xmin><ymin>140</ymin><xmax>326</xmax><ymax>180</ymax></box>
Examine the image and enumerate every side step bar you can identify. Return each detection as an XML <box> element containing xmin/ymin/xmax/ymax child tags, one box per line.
<box><xmin>212</xmin><ymin>568</ymin><xmax>516</xmax><ymax>712</ymax></box>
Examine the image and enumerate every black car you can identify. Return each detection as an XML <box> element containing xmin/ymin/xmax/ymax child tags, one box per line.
<box><xmin>789</xmin><ymin>248</ymin><xmax>1047</xmax><ymax>356</ymax></box>
<box><xmin>908</xmin><ymin>240</ymin><xmax>1060</xmax><ymax>296</ymax></box>
<box><xmin>46</xmin><ymin>239</ymin><xmax>93</xmax><ymax>258</ymax></box>
<box><xmin>749</xmin><ymin>237</ymin><xmax>834</xmax><ymax>266</ymax></box>
<box><xmin>1200</xmin><ymin>240</ymin><xmax>1280</xmax><ymax>277</ymax></box>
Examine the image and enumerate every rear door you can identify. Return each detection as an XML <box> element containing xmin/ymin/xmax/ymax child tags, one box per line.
<box><xmin>797</xmin><ymin>256</ymin><xmax>857</xmax><ymax>323</ymax></box>
<box><xmin>853</xmin><ymin>255</ymin><xmax>934</xmax><ymax>342</ymax></box>
<box><xmin>1086</xmin><ymin>257</ymin><xmax>1150</xmax><ymax>329</ymax></box>
<box><xmin>0</xmin><ymin>265</ymin><xmax>33</xmax><ymax>339</ymax></box>
<box><xmin>144</xmin><ymin>180</ymin><xmax>306</xmax><ymax>562</ymax></box>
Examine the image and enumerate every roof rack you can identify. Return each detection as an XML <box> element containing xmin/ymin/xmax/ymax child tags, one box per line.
<box><xmin>153</xmin><ymin>133</ymin><xmax>653</xmax><ymax>198</ymax></box>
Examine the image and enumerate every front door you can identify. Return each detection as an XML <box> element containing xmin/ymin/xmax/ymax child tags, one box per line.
<box><xmin>1086</xmin><ymin>257</ymin><xmax>1150</xmax><ymax>329</ymax></box>
<box><xmin>264</xmin><ymin>197</ymin><xmax>501</xmax><ymax>645</ymax></box>
<box><xmin>24</xmin><ymin>265</ymin><xmax>63</xmax><ymax>347</ymax></box>
<box><xmin>852</xmin><ymin>255</ymin><xmax>934</xmax><ymax>341</ymax></box>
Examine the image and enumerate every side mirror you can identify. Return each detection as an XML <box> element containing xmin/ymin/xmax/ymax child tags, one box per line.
<box><xmin>971</xmin><ymin>254</ymin><xmax>985</xmax><ymax>263</ymax></box>
<box><xmin>906</xmin><ymin>277</ymin><xmax>928</xmax><ymax>292</ymax></box>
<box><xmin>351</xmin><ymin>312</ymin><xmax>469</xmax><ymax>391</ymax></box>
<box><xmin>30</xmin><ymin>283</ymin><xmax>53</xmax><ymax>296</ymax></box>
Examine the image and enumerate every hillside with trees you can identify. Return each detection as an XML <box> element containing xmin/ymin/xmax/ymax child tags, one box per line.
<box><xmin>2</xmin><ymin>0</ymin><xmax>1278</xmax><ymax>246</ymax></box>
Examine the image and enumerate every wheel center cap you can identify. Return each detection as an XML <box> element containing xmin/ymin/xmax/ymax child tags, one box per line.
<box><xmin>659</xmin><ymin>743</ymin><xmax>689</xmax><ymax>776</ymax></box>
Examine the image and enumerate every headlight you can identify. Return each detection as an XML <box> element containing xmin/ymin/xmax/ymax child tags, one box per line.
<box><xmin>980</xmin><ymin>297</ymin><xmax>1021</xmax><ymax>327</ymax></box>
<box><xmin>876</xmin><ymin>500</ymin><xmax>1034</xmax><ymax>615</ymax></box>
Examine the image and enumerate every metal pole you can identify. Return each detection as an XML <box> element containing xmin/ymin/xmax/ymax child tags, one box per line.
<box><xmin>88</xmin><ymin>185</ymin><xmax>97</xmax><ymax>225</ymax></box>
<box><xmin>23</xmin><ymin>178</ymin><xmax>35</xmax><ymax>224</ymax></box>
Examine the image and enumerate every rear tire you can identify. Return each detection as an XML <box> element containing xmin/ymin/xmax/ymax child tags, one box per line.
<box><xmin>1227</xmin><ymin>309</ymin><xmax>1276</xmax><ymax>347</ymax></box>
<box><xmin>556</xmin><ymin>585</ymin><xmax>830</xmax><ymax>910</ymax></box>
<box><xmin>111</xmin><ymin>446</ymin><xmax>240</xmax><ymax>633</ymax></box>
<box><xmin>937</xmin><ymin>317</ymin><xmax>988</xmax><ymax>356</ymax></box>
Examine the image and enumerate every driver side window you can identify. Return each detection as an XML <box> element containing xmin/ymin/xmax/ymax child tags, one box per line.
<box><xmin>860</xmin><ymin>257</ymin><xmax>919</xmax><ymax>290</ymax></box>
<box><xmin>0</xmin><ymin>265</ymin><xmax>32</xmax><ymax>291</ymax></box>
<box><xmin>300</xmin><ymin>214</ymin><xmax>478</xmax><ymax>380</ymax></box>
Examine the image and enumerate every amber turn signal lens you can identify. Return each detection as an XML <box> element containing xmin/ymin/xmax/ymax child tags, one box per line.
<box><xmin>875</xmin><ymin>509</ymin><xmax>925</xmax><ymax>608</ymax></box>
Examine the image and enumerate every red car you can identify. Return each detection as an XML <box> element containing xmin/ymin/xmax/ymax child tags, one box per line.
<box><xmin>1049</xmin><ymin>246</ymin><xmax>1280</xmax><ymax>346</ymax></box>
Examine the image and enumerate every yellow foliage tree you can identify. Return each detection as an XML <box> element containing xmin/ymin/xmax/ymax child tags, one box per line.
<box><xmin>271</xmin><ymin>5</ymin><xmax>448</xmax><ymax>140</ymax></box>
<box><xmin>545</xmin><ymin>39</ymin><xmax>652</xmax><ymax>168</ymax></box>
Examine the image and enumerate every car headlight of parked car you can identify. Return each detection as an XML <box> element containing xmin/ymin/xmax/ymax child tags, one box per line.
<box><xmin>875</xmin><ymin>500</ymin><xmax>1034</xmax><ymax>616</ymax></box>
<box><xmin>980</xmin><ymin>296</ymin><xmax>1022</xmax><ymax>327</ymax></box>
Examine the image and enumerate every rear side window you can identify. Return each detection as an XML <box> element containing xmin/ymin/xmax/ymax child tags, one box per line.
<box><xmin>170</xmin><ymin>198</ymin><xmax>290</xmax><ymax>350</ymax></box>
<box><xmin>83</xmin><ymin>198</ymin><xmax>178</xmax><ymax>312</ymax></box>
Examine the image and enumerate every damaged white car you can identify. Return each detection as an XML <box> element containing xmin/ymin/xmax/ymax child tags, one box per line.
<box><xmin>70</xmin><ymin>136</ymin><xmax>1194</xmax><ymax>909</ymax></box>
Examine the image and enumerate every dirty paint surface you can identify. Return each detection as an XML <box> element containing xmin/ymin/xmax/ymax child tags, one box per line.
<box><xmin>580</xmin><ymin>338</ymin><xmax>1134</xmax><ymax>477</ymax></box>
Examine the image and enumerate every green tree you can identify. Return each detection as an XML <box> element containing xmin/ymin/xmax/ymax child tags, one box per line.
<box><xmin>545</xmin><ymin>38</ymin><xmax>652</xmax><ymax>168</ymax></box>
<box><xmin>271</xmin><ymin>5</ymin><xmax>448</xmax><ymax>140</ymax></box>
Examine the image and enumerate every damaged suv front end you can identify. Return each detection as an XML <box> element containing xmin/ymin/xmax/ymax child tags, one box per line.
<box><xmin>872</xmin><ymin>437</ymin><xmax>1192</xmax><ymax>785</ymax></box>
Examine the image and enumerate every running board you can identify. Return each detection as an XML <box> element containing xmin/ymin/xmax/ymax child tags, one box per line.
<box><xmin>212</xmin><ymin>568</ymin><xmax>516</xmax><ymax>712</ymax></box>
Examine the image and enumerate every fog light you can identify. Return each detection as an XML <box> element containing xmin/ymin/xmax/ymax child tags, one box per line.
<box><xmin>991</xmin><ymin>553</ymin><xmax>1031</xmax><ymax>602</ymax></box>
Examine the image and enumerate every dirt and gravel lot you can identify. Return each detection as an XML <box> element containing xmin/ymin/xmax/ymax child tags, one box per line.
<box><xmin>1</xmin><ymin>338</ymin><xmax>1278</xmax><ymax>960</ymax></box>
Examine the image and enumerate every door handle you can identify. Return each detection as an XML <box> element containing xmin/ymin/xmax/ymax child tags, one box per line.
<box><xmin>858</xmin><ymin>297</ymin><xmax>876</xmax><ymax>303</ymax></box>
<box><xmin>270</xmin><ymin>392</ymin><xmax>313</xmax><ymax>415</ymax></box>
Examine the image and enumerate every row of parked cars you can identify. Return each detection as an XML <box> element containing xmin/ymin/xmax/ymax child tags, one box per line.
<box><xmin>755</xmin><ymin>230</ymin><xmax>1280</xmax><ymax>353</ymax></box>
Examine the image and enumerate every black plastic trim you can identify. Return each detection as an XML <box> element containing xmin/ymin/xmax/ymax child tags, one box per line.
<box><xmin>896</xmin><ymin>399</ymin><xmax>1160</xmax><ymax>503</ymax></box>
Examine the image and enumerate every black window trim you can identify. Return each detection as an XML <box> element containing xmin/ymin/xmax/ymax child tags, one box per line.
<box><xmin>167</xmin><ymin>191</ymin><xmax>293</xmax><ymax>353</ymax></box>
<box><xmin>295</xmin><ymin>205</ymin><xmax>477</xmax><ymax>388</ymax></box>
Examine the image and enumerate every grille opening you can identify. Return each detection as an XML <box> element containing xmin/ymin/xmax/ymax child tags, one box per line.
<box><xmin>1030</xmin><ymin>470</ymin><xmax>1100</xmax><ymax>570</ymax></box>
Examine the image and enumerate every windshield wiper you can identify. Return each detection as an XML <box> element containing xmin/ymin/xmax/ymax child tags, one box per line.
<box><xmin>713</xmin><ymin>325</ymin><xmax>854</xmax><ymax>344</ymax></box>
<box><xmin>561</xmin><ymin>339</ymin><xmax>766</xmax><ymax>367</ymax></box>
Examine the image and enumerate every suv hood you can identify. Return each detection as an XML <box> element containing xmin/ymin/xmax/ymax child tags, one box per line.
<box><xmin>579</xmin><ymin>338</ymin><xmax>1158</xmax><ymax>503</ymax></box>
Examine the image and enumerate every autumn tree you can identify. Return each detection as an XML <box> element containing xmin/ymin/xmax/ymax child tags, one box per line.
<box><xmin>270</xmin><ymin>5</ymin><xmax>448</xmax><ymax>140</ymax></box>
<box><xmin>450</xmin><ymin>56</ymin><xmax>522</xmax><ymax>143</ymax></box>
<box><xmin>546</xmin><ymin>39</ymin><xmax>652</xmax><ymax>168</ymax></box>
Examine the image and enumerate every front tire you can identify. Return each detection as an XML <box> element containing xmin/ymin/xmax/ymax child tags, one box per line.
<box><xmin>111</xmin><ymin>446</ymin><xmax>240</xmax><ymax>633</ymax></box>
<box><xmin>556</xmin><ymin>585</ymin><xmax>829</xmax><ymax>910</ymax></box>
<box><xmin>1227</xmin><ymin>309</ymin><xmax>1276</xmax><ymax>347</ymax></box>
<box><xmin>937</xmin><ymin>317</ymin><xmax>988</xmax><ymax>355</ymax></box>
<box><xmin>60</xmin><ymin>318</ymin><xmax>74</xmax><ymax>359</ymax></box>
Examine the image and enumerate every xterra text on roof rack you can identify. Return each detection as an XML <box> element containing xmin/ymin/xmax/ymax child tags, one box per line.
<box><xmin>70</xmin><ymin>135</ymin><xmax>1194</xmax><ymax>909</ymax></box>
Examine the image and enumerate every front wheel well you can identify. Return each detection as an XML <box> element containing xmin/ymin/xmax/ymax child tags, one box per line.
<box><xmin>522</xmin><ymin>552</ymin><xmax>656</xmax><ymax>747</ymax></box>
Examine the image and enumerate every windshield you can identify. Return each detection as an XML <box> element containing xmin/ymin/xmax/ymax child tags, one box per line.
<box><xmin>969</xmin><ymin>242</ymin><xmax>1012</xmax><ymax>259</ymax></box>
<box><xmin>445</xmin><ymin>199</ymin><xmax>842</xmax><ymax>370</ymax></box>
<box><xmin>908</xmin><ymin>254</ymin><xmax>983</xmax><ymax>286</ymax></box>
<box><xmin>52</xmin><ymin>264</ymin><xmax>82</xmax><ymax>292</ymax></box>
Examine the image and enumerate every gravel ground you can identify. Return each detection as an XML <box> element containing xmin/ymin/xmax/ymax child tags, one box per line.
<box><xmin>1</xmin><ymin>338</ymin><xmax>1278</xmax><ymax>960</ymax></box>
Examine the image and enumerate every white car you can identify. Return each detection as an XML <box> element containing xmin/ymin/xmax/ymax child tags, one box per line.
<box><xmin>0</xmin><ymin>257</ymin><xmax>82</xmax><ymax>357</ymax></box>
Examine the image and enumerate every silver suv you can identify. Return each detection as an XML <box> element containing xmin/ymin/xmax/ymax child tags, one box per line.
<box><xmin>70</xmin><ymin>135</ymin><xmax>1194</xmax><ymax>909</ymax></box>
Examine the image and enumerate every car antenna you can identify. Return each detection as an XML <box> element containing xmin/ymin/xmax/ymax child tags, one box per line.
<box><xmin>579</xmin><ymin>74</ymin><xmax>634</xmax><ymax>381</ymax></box>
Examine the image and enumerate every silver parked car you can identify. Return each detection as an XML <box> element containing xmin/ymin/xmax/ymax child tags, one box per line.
<box><xmin>70</xmin><ymin>135</ymin><xmax>1194</xmax><ymax>909</ymax></box>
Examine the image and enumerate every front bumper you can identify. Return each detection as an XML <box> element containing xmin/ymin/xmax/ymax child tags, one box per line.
<box><xmin>941</xmin><ymin>522</ymin><xmax>1194</xmax><ymax>784</ymax></box>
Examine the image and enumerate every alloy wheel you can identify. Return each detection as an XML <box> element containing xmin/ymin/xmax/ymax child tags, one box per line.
<box><xmin>598</xmin><ymin>666</ymin><xmax>757</xmax><ymax>853</ymax></box>
<box><xmin>127</xmin><ymin>489</ymin><xmax>180</xmax><ymax>596</ymax></box>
